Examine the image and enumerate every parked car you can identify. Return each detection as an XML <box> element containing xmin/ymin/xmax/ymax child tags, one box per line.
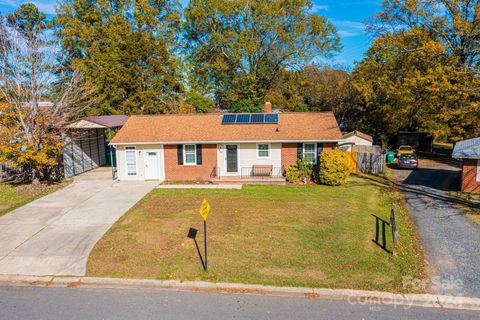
<box><xmin>397</xmin><ymin>154</ymin><xmax>418</xmax><ymax>169</ymax></box>
<box><xmin>397</xmin><ymin>145</ymin><xmax>415</xmax><ymax>157</ymax></box>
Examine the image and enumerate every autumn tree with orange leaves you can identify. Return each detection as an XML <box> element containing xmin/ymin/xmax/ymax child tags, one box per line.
<box><xmin>351</xmin><ymin>0</ymin><xmax>480</xmax><ymax>143</ymax></box>
<box><xmin>0</xmin><ymin>4</ymin><xmax>94</xmax><ymax>184</ymax></box>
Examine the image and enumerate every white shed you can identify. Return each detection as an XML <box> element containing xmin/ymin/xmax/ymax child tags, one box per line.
<box><xmin>339</xmin><ymin>130</ymin><xmax>374</xmax><ymax>152</ymax></box>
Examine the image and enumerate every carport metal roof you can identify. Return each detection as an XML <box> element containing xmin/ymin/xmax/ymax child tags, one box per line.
<box><xmin>452</xmin><ymin>137</ymin><xmax>480</xmax><ymax>159</ymax></box>
<box><xmin>67</xmin><ymin>115</ymin><xmax>128</xmax><ymax>129</ymax></box>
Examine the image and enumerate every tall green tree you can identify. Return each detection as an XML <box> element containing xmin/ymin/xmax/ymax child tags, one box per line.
<box><xmin>6</xmin><ymin>2</ymin><xmax>48</xmax><ymax>39</ymax></box>
<box><xmin>184</xmin><ymin>0</ymin><xmax>340</xmax><ymax>111</ymax></box>
<box><xmin>56</xmin><ymin>0</ymin><xmax>184</xmax><ymax>115</ymax></box>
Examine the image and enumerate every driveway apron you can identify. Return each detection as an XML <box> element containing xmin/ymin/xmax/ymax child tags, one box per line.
<box><xmin>393</xmin><ymin>160</ymin><xmax>480</xmax><ymax>297</ymax></box>
<box><xmin>0</xmin><ymin>179</ymin><xmax>157</xmax><ymax>276</ymax></box>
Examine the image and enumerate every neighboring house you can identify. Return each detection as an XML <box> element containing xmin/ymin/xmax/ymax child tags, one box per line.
<box><xmin>452</xmin><ymin>137</ymin><xmax>480</xmax><ymax>194</ymax></box>
<box><xmin>110</xmin><ymin>108</ymin><xmax>343</xmax><ymax>182</ymax></box>
<box><xmin>64</xmin><ymin>115</ymin><xmax>128</xmax><ymax>178</ymax></box>
<box><xmin>339</xmin><ymin>130</ymin><xmax>374</xmax><ymax>152</ymax></box>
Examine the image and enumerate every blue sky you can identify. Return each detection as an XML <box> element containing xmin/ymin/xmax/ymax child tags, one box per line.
<box><xmin>0</xmin><ymin>0</ymin><xmax>381</xmax><ymax>67</ymax></box>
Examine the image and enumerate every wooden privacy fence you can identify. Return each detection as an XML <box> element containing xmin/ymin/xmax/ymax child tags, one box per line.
<box><xmin>344</xmin><ymin>152</ymin><xmax>357</xmax><ymax>173</ymax></box>
<box><xmin>356</xmin><ymin>152</ymin><xmax>386</xmax><ymax>174</ymax></box>
<box><xmin>352</xmin><ymin>145</ymin><xmax>382</xmax><ymax>154</ymax></box>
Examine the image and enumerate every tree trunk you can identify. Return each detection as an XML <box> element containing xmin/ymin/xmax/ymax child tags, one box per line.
<box><xmin>31</xmin><ymin>169</ymin><xmax>41</xmax><ymax>187</ymax></box>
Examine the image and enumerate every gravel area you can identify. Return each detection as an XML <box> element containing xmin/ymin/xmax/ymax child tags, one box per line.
<box><xmin>392</xmin><ymin>159</ymin><xmax>480</xmax><ymax>297</ymax></box>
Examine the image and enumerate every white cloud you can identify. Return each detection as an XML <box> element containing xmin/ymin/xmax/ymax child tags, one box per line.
<box><xmin>332</xmin><ymin>20</ymin><xmax>366</xmax><ymax>38</ymax></box>
<box><xmin>311</xmin><ymin>4</ymin><xmax>328</xmax><ymax>12</ymax></box>
<box><xmin>0</xmin><ymin>0</ymin><xmax>58</xmax><ymax>14</ymax></box>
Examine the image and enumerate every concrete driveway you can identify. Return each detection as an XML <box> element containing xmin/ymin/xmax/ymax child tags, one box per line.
<box><xmin>392</xmin><ymin>158</ymin><xmax>480</xmax><ymax>297</ymax></box>
<box><xmin>0</xmin><ymin>172</ymin><xmax>157</xmax><ymax>276</ymax></box>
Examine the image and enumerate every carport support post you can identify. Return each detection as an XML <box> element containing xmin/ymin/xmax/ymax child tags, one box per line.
<box><xmin>204</xmin><ymin>220</ymin><xmax>208</xmax><ymax>272</ymax></box>
<box><xmin>110</xmin><ymin>145</ymin><xmax>114</xmax><ymax>180</ymax></box>
<box><xmin>109</xmin><ymin>128</ymin><xmax>115</xmax><ymax>180</ymax></box>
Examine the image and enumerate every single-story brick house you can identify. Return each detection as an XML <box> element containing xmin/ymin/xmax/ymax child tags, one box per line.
<box><xmin>110</xmin><ymin>108</ymin><xmax>342</xmax><ymax>182</ymax></box>
<box><xmin>452</xmin><ymin>137</ymin><xmax>480</xmax><ymax>194</ymax></box>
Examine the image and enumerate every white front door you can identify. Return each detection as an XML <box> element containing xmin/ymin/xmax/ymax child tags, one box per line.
<box><xmin>145</xmin><ymin>151</ymin><xmax>160</xmax><ymax>180</ymax></box>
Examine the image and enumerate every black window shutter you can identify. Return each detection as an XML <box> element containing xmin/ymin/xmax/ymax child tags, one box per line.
<box><xmin>177</xmin><ymin>144</ymin><xmax>183</xmax><ymax>165</ymax></box>
<box><xmin>196</xmin><ymin>144</ymin><xmax>202</xmax><ymax>165</ymax></box>
<box><xmin>317</xmin><ymin>143</ymin><xmax>323</xmax><ymax>164</ymax></box>
<box><xmin>297</xmin><ymin>143</ymin><xmax>303</xmax><ymax>160</ymax></box>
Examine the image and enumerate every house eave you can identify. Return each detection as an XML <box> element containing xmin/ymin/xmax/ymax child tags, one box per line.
<box><xmin>110</xmin><ymin>139</ymin><xmax>342</xmax><ymax>146</ymax></box>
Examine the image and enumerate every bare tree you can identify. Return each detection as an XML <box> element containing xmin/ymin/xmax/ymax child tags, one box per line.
<box><xmin>0</xmin><ymin>9</ymin><xmax>95</xmax><ymax>184</ymax></box>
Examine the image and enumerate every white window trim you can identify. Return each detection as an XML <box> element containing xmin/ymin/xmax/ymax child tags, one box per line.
<box><xmin>477</xmin><ymin>159</ymin><xmax>480</xmax><ymax>182</ymax></box>
<box><xmin>256</xmin><ymin>143</ymin><xmax>271</xmax><ymax>159</ymax></box>
<box><xmin>125</xmin><ymin>146</ymin><xmax>138</xmax><ymax>176</ymax></box>
<box><xmin>303</xmin><ymin>143</ymin><xmax>317</xmax><ymax>164</ymax></box>
<box><xmin>183</xmin><ymin>144</ymin><xmax>197</xmax><ymax>166</ymax></box>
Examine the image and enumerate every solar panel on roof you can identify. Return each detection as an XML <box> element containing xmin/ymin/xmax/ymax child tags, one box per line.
<box><xmin>264</xmin><ymin>114</ymin><xmax>278</xmax><ymax>123</ymax></box>
<box><xmin>222</xmin><ymin>113</ymin><xmax>278</xmax><ymax>124</ymax></box>
<box><xmin>236</xmin><ymin>114</ymin><xmax>251</xmax><ymax>123</ymax></box>
<box><xmin>250</xmin><ymin>114</ymin><xmax>265</xmax><ymax>123</ymax></box>
<box><xmin>222</xmin><ymin>114</ymin><xmax>236</xmax><ymax>124</ymax></box>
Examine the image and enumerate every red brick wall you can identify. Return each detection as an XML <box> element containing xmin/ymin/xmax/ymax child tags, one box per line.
<box><xmin>282</xmin><ymin>143</ymin><xmax>298</xmax><ymax>168</ymax></box>
<box><xmin>462</xmin><ymin>159</ymin><xmax>480</xmax><ymax>193</ymax></box>
<box><xmin>323</xmin><ymin>143</ymin><xmax>334</xmax><ymax>151</ymax></box>
<box><xmin>281</xmin><ymin>142</ymin><xmax>337</xmax><ymax>169</ymax></box>
<box><xmin>164</xmin><ymin>144</ymin><xmax>217</xmax><ymax>181</ymax></box>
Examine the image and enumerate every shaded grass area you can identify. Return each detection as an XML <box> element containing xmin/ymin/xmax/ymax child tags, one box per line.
<box><xmin>0</xmin><ymin>181</ymin><xmax>71</xmax><ymax>217</ymax></box>
<box><xmin>418</xmin><ymin>142</ymin><xmax>454</xmax><ymax>160</ymax></box>
<box><xmin>88</xmin><ymin>175</ymin><xmax>425</xmax><ymax>292</ymax></box>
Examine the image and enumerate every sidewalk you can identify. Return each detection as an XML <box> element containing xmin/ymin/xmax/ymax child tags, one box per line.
<box><xmin>1</xmin><ymin>275</ymin><xmax>479</xmax><ymax>312</ymax></box>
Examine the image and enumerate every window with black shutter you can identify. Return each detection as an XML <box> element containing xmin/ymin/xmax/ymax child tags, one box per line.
<box><xmin>196</xmin><ymin>144</ymin><xmax>202</xmax><ymax>165</ymax></box>
<box><xmin>297</xmin><ymin>143</ymin><xmax>303</xmax><ymax>160</ymax></box>
<box><xmin>177</xmin><ymin>144</ymin><xmax>183</xmax><ymax>165</ymax></box>
<box><xmin>317</xmin><ymin>143</ymin><xmax>323</xmax><ymax>164</ymax></box>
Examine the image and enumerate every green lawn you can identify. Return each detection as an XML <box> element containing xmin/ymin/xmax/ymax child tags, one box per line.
<box><xmin>0</xmin><ymin>181</ymin><xmax>70</xmax><ymax>217</ymax></box>
<box><xmin>87</xmin><ymin>175</ymin><xmax>425</xmax><ymax>292</ymax></box>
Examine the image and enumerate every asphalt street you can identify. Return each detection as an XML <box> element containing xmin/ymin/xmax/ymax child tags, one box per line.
<box><xmin>0</xmin><ymin>286</ymin><xmax>478</xmax><ymax>320</ymax></box>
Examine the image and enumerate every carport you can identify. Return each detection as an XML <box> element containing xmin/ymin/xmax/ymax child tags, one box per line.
<box><xmin>63</xmin><ymin>115</ymin><xmax>128</xmax><ymax>179</ymax></box>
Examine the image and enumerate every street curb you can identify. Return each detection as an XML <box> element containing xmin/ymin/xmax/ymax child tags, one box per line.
<box><xmin>0</xmin><ymin>275</ymin><xmax>479</xmax><ymax>311</ymax></box>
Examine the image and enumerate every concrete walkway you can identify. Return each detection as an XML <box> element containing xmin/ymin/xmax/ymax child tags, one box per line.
<box><xmin>0</xmin><ymin>174</ymin><xmax>157</xmax><ymax>276</ymax></box>
<box><xmin>393</xmin><ymin>159</ymin><xmax>480</xmax><ymax>297</ymax></box>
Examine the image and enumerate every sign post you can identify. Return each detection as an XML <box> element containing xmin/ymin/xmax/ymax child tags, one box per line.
<box><xmin>199</xmin><ymin>199</ymin><xmax>211</xmax><ymax>272</ymax></box>
<box><xmin>204</xmin><ymin>219</ymin><xmax>208</xmax><ymax>272</ymax></box>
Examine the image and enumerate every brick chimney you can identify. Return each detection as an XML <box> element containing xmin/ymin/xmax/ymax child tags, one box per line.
<box><xmin>264</xmin><ymin>101</ymin><xmax>272</xmax><ymax>113</ymax></box>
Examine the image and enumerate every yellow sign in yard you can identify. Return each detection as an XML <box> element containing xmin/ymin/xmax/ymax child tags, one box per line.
<box><xmin>199</xmin><ymin>198</ymin><xmax>211</xmax><ymax>221</ymax></box>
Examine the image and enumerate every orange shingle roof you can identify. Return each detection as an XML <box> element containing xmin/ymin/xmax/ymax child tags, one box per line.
<box><xmin>111</xmin><ymin>112</ymin><xmax>342</xmax><ymax>144</ymax></box>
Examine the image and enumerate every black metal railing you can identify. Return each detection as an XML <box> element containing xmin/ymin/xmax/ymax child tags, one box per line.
<box><xmin>210</xmin><ymin>166</ymin><xmax>218</xmax><ymax>178</ymax></box>
<box><xmin>240</xmin><ymin>166</ymin><xmax>283</xmax><ymax>179</ymax></box>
